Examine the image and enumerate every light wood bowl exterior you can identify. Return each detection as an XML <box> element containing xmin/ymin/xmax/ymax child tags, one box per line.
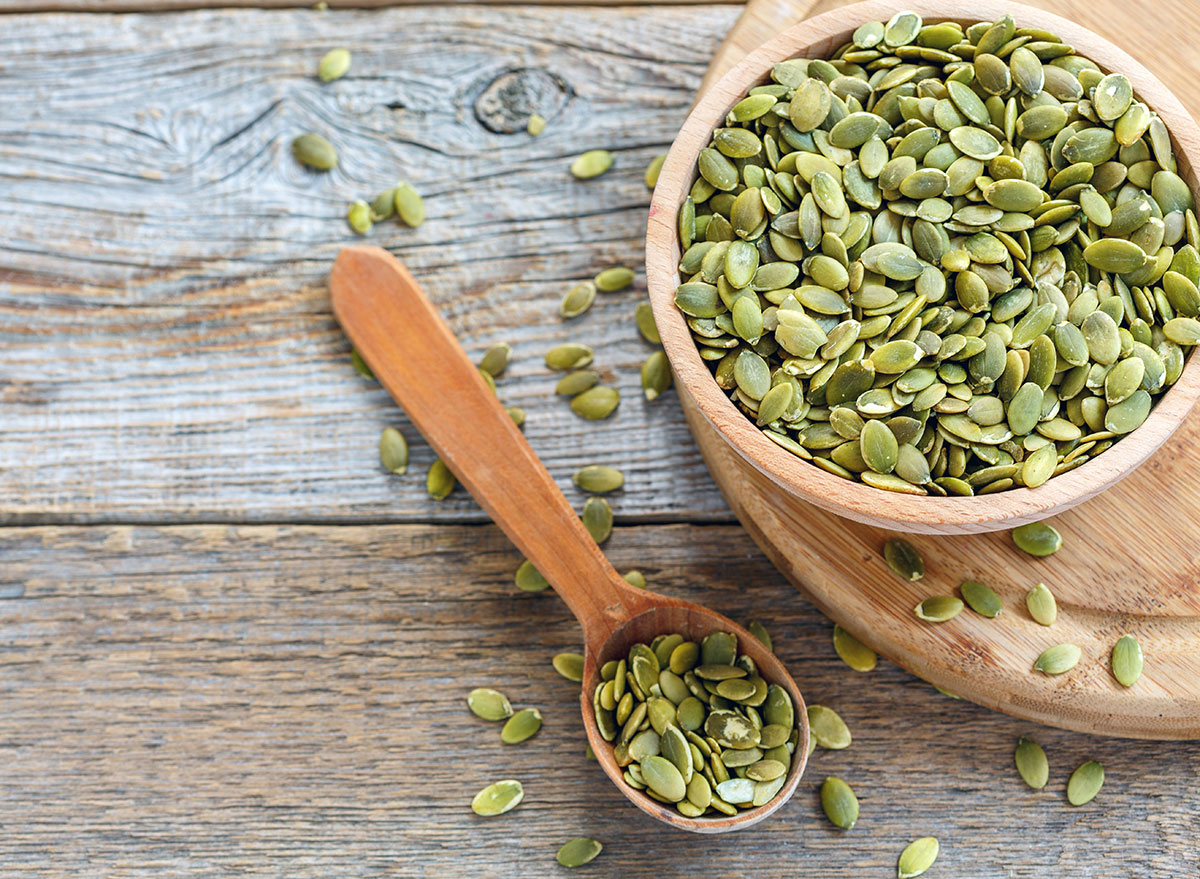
<box><xmin>646</xmin><ymin>0</ymin><xmax>1200</xmax><ymax>535</ymax></box>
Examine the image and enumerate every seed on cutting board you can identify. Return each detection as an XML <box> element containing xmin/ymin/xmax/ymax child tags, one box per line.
<box><xmin>898</xmin><ymin>837</ymin><xmax>940</xmax><ymax>879</ymax></box>
<box><xmin>553</xmin><ymin>652</ymin><xmax>585</xmax><ymax>682</ymax></box>
<box><xmin>346</xmin><ymin>199</ymin><xmax>372</xmax><ymax>234</ymax></box>
<box><xmin>595</xmin><ymin>267</ymin><xmax>634</xmax><ymax>292</ymax></box>
<box><xmin>1012</xmin><ymin>523</ymin><xmax>1062</xmax><ymax>557</ymax></box>
<box><xmin>573</xmin><ymin>465</ymin><xmax>625</xmax><ymax>493</ymax></box>
<box><xmin>379</xmin><ymin>427</ymin><xmax>408</xmax><ymax>474</ymax></box>
<box><xmin>292</xmin><ymin>133</ymin><xmax>337</xmax><ymax>170</ymax></box>
<box><xmin>393</xmin><ymin>183</ymin><xmax>425</xmax><ymax>228</ymax></box>
<box><xmin>1014</xmin><ymin>736</ymin><xmax>1049</xmax><ymax>790</ymax></box>
<box><xmin>833</xmin><ymin>624</ymin><xmax>877</xmax><ymax>672</ymax></box>
<box><xmin>318</xmin><ymin>48</ymin><xmax>351</xmax><ymax>82</ymax></box>
<box><xmin>556</xmin><ymin>837</ymin><xmax>603</xmax><ymax>868</ymax></box>
<box><xmin>570</xmin><ymin>386</ymin><xmax>620</xmax><ymax>420</ymax></box>
<box><xmin>960</xmin><ymin>580</ymin><xmax>1002</xmax><ymax>618</ymax></box>
<box><xmin>1111</xmin><ymin>634</ymin><xmax>1144</xmax><ymax>687</ymax></box>
<box><xmin>467</xmin><ymin>687</ymin><xmax>513</xmax><ymax>721</ymax></box>
<box><xmin>527</xmin><ymin>113</ymin><xmax>546</xmax><ymax>136</ymax></box>
<box><xmin>1034</xmin><ymin>643</ymin><xmax>1082</xmax><ymax>675</ymax></box>
<box><xmin>501</xmin><ymin>707</ymin><xmax>542</xmax><ymax>744</ymax></box>
<box><xmin>635</xmin><ymin>301</ymin><xmax>661</xmax><ymax>345</ymax></box>
<box><xmin>807</xmin><ymin>705</ymin><xmax>851</xmax><ymax>749</ymax></box>
<box><xmin>471</xmin><ymin>779</ymin><xmax>524</xmax><ymax>816</ymax></box>
<box><xmin>545</xmin><ymin>344</ymin><xmax>594</xmax><ymax>370</ymax></box>
<box><xmin>1067</xmin><ymin>760</ymin><xmax>1105</xmax><ymax>806</ymax></box>
<box><xmin>426</xmin><ymin>459</ymin><xmax>456</xmax><ymax>499</ymax></box>
<box><xmin>820</xmin><ymin>776</ymin><xmax>859</xmax><ymax>830</ymax></box>
<box><xmin>747</xmin><ymin>620</ymin><xmax>772</xmax><ymax>652</ymax></box>
<box><xmin>515</xmin><ymin>559</ymin><xmax>550</xmax><ymax>593</ymax></box>
<box><xmin>884</xmin><ymin>539</ymin><xmax>924</xmax><ymax>581</ymax></box>
<box><xmin>645</xmin><ymin>154</ymin><xmax>666</xmax><ymax>189</ymax></box>
<box><xmin>479</xmin><ymin>342</ymin><xmax>512</xmax><ymax>377</ymax></box>
<box><xmin>561</xmin><ymin>281</ymin><xmax>596</xmax><ymax>319</ymax></box>
<box><xmin>914</xmin><ymin>595</ymin><xmax>963</xmax><ymax>623</ymax></box>
<box><xmin>570</xmin><ymin>150</ymin><xmax>614</xmax><ymax>179</ymax></box>
<box><xmin>1026</xmin><ymin>583</ymin><xmax>1058</xmax><ymax>626</ymax></box>
<box><xmin>582</xmin><ymin>496</ymin><xmax>613</xmax><ymax>544</ymax></box>
<box><xmin>673</xmin><ymin>14</ymin><xmax>1199</xmax><ymax>496</ymax></box>
<box><xmin>623</xmin><ymin>570</ymin><xmax>646</xmax><ymax>589</ymax></box>
<box><xmin>642</xmin><ymin>351</ymin><xmax>672</xmax><ymax>400</ymax></box>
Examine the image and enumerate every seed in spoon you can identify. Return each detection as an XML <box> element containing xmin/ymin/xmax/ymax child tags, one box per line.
<box><xmin>1025</xmin><ymin>583</ymin><xmax>1058</xmax><ymax>626</ymax></box>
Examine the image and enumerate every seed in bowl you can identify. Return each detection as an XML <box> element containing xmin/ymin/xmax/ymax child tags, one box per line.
<box><xmin>673</xmin><ymin>11</ymin><xmax>1199</xmax><ymax>497</ymax></box>
<box><xmin>595</xmin><ymin>631</ymin><xmax>801</xmax><ymax>818</ymax></box>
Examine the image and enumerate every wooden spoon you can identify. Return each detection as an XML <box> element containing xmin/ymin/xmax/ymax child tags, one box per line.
<box><xmin>330</xmin><ymin>246</ymin><xmax>809</xmax><ymax>833</ymax></box>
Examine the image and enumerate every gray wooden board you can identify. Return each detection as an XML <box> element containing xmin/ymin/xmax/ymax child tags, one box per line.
<box><xmin>0</xmin><ymin>5</ymin><xmax>743</xmax><ymax>524</ymax></box>
<box><xmin>0</xmin><ymin>523</ymin><xmax>1196</xmax><ymax>877</ymax></box>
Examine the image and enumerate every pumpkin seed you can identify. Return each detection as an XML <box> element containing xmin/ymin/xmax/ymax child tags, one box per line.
<box><xmin>571</xmin><ymin>150</ymin><xmax>614</xmax><ymax>179</ymax></box>
<box><xmin>292</xmin><ymin>133</ymin><xmax>337</xmax><ymax>170</ymax></box>
<box><xmin>553</xmin><ymin>652</ymin><xmax>585</xmax><ymax>683</ymax></box>
<box><xmin>833</xmin><ymin>624</ymin><xmax>877</xmax><ymax>672</ymax></box>
<box><xmin>635</xmin><ymin>302</ymin><xmax>661</xmax><ymax>344</ymax></box>
<box><xmin>960</xmin><ymin>580</ymin><xmax>1002</xmax><ymax>618</ymax></box>
<box><xmin>595</xmin><ymin>266</ymin><xmax>634</xmax><ymax>292</ymax></box>
<box><xmin>527</xmin><ymin>113</ymin><xmax>546</xmax><ymax>136</ymax></box>
<box><xmin>318</xmin><ymin>48</ymin><xmax>351</xmax><ymax>83</ymax></box>
<box><xmin>346</xmin><ymin>199</ymin><xmax>372</xmax><ymax>234</ymax></box>
<box><xmin>427</xmin><ymin>459</ymin><xmax>456</xmax><ymax>500</ymax></box>
<box><xmin>393</xmin><ymin>183</ymin><xmax>425</xmax><ymax>227</ymax></box>
<box><xmin>467</xmin><ymin>687</ymin><xmax>513</xmax><ymax>721</ymax></box>
<box><xmin>1034</xmin><ymin>643</ymin><xmax>1082</xmax><ymax>675</ymax></box>
<box><xmin>582</xmin><ymin>497</ymin><xmax>613</xmax><ymax>544</ymax></box>
<box><xmin>1014</xmin><ymin>736</ymin><xmax>1049</xmax><ymax>789</ymax></box>
<box><xmin>747</xmin><ymin>620</ymin><xmax>772</xmax><ymax>652</ymax></box>
<box><xmin>515</xmin><ymin>559</ymin><xmax>550</xmax><ymax>593</ymax></box>
<box><xmin>820</xmin><ymin>776</ymin><xmax>859</xmax><ymax>829</ymax></box>
<box><xmin>1067</xmin><ymin>760</ymin><xmax>1105</xmax><ymax>805</ymax></box>
<box><xmin>1012</xmin><ymin>522</ymin><xmax>1061</xmax><ymax>557</ymax></box>
<box><xmin>571</xmin><ymin>386</ymin><xmax>620</xmax><ymax>420</ymax></box>
<box><xmin>501</xmin><ymin>707</ymin><xmax>542</xmax><ymax>744</ymax></box>
<box><xmin>556</xmin><ymin>837</ymin><xmax>603</xmax><ymax>868</ymax></box>
<box><xmin>1025</xmin><ymin>582</ymin><xmax>1058</xmax><ymax>626</ymax></box>
<box><xmin>642</xmin><ymin>351</ymin><xmax>673</xmax><ymax>401</ymax></box>
<box><xmin>914</xmin><ymin>595</ymin><xmax>964</xmax><ymax>623</ymax></box>
<box><xmin>1111</xmin><ymin>634</ymin><xmax>1143</xmax><ymax>687</ymax></box>
<box><xmin>379</xmin><ymin>427</ymin><xmax>408</xmax><ymax>474</ymax></box>
<box><xmin>884</xmin><ymin>538</ymin><xmax>924</xmax><ymax>581</ymax></box>
<box><xmin>623</xmin><ymin>570</ymin><xmax>646</xmax><ymax>589</ymax></box>
<box><xmin>807</xmin><ymin>704</ymin><xmax>851</xmax><ymax>749</ymax></box>
<box><xmin>471</xmin><ymin>779</ymin><xmax>524</xmax><ymax>816</ymax></box>
<box><xmin>561</xmin><ymin>282</ymin><xmax>596</xmax><ymax>319</ymax></box>
<box><xmin>573</xmin><ymin>465</ymin><xmax>624</xmax><ymax>494</ymax></box>
<box><xmin>898</xmin><ymin>837</ymin><xmax>939</xmax><ymax>879</ymax></box>
<box><xmin>351</xmin><ymin>348</ymin><xmax>375</xmax><ymax>381</ymax></box>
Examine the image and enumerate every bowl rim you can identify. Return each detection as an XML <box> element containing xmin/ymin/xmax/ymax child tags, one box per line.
<box><xmin>646</xmin><ymin>0</ymin><xmax>1200</xmax><ymax>534</ymax></box>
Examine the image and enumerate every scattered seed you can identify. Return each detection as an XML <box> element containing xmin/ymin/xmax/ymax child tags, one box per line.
<box><xmin>318</xmin><ymin>48</ymin><xmax>351</xmax><ymax>82</ymax></box>
<box><xmin>557</xmin><ymin>370</ymin><xmax>599</xmax><ymax>396</ymax></box>
<box><xmin>1025</xmin><ymin>582</ymin><xmax>1058</xmax><ymax>626</ymax></box>
<box><xmin>501</xmin><ymin>707</ymin><xmax>542</xmax><ymax>744</ymax></box>
<box><xmin>571</xmin><ymin>150</ymin><xmax>614</xmax><ymax>179</ymax></box>
<box><xmin>467</xmin><ymin>687</ymin><xmax>513</xmax><ymax>721</ymax></box>
<box><xmin>479</xmin><ymin>342</ymin><xmax>512</xmax><ymax>377</ymax></box>
<box><xmin>351</xmin><ymin>348</ymin><xmax>375</xmax><ymax>381</ymax></box>
<box><xmin>1067</xmin><ymin>760</ymin><xmax>1105</xmax><ymax>805</ymax></box>
<box><xmin>898</xmin><ymin>837</ymin><xmax>940</xmax><ymax>879</ymax></box>
<box><xmin>747</xmin><ymin>620</ymin><xmax>772</xmax><ymax>651</ymax></box>
<box><xmin>623</xmin><ymin>570</ymin><xmax>646</xmax><ymax>589</ymax></box>
<box><xmin>570</xmin><ymin>386</ymin><xmax>620</xmax><ymax>420</ymax></box>
<box><xmin>292</xmin><ymin>133</ymin><xmax>337</xmax><ymax>170</ymax></box>
<box><xmin>642</xmin><ymin>351</ymin><xmax>672</xmax><ymax>400</ymax></box>
<box><xmin>1014</xmin><ymin>736</ymin><xmax>1049</xmax><ymax>789</ymax></box>
<box><xmin>573</xmin><ymin>465</ymin><xmax>625</xmax><ymax>493</ymax></box>
<box><xmin>515</xmin><ymin>559</ymin><xmax>550</xmax><ymax>593</ymax></box>
<box><xmin>393</xmin><ymin>183</ymin><xmax>425</xmax><ymax>227</ymax></box>
<box><xmin>346</xmin><ymin>199</ymin><xmax>372</xmax><ymax>234</ymax></box>
<box><xmin>1012</xmin><ymin>522</ymin><xmax>1062</xmax><ymax>557</ymax></box>
<box><xmin>832</xmin><ymin>624</ymin><xmax>877</xmax><ymax>672</ymax></box>
<box><xmin>645</xmin><ymin>154</ymin><xmax>667</xmax><ymax>189</ymax></box>
<box><xmin>545</xmin><ymin>344</ymin><xmax>594</xmax><ymax>370</ymax></box>
<box><xmin>807</xmin><ymin>704</ymin><xmax>851</xmax><ymax>749</ymax></box>
<box><xmin>527</xmin><ymin>113</ymin><xmax>546</xmax><ymax>136</ymax></box>
<box><xmin>1111</xmin><ymin>634</ymin><xmax>1143</xmax><ymax>687</ymax></box>
<box><xmin>471</xmin><ymin>779</ymin><xmax>524</xmax><ymax>816</ymax></box>
<box><xmin>820</xmin><ymin>776</ymin><xmax>859</xmax><ymax>829</ymax></box>
<box><xmin>914</xmin><ymin>595</ymin><xmax>964</xmax><ymax>623</ymax></box>
<box><xmin>1034</xmin><ymin>643</ymin><xmax>1082</xmax><ymax>675</ymax></box>
<box><xmin>595</xmin><ymin>267</ymin><xmax>635</xmax><ymax>292</ymax></box>
<box><xmin>426</xmin><ymin>459</ymin><xmax>455</xmax><ymax>499</ymax></box>
<box><xmin>635</xmin><ymin>301</ymin><xmax>661</xmax><ymax>345</ymax></box>
<box><xmin>561</xmin><ymin>281</ymin><xmax>597</xmax><ymax>319</ymax></box>
<box><xmin>960</xmin><ymin>580</ymin><xmax>1002</xmax><ymax>618</ymax></box>
<box><xmin>884</xmin><ymin>538</ymin><xmax>924</xmax><ymax>581</ymax></box>
<box><xmin>582</xmin><ymin>496</ymin><xmax>613</xmax><ymax>544</ymax></box>
<box><xmin>379</xmin><ymin>427</ymin><xmax>408</xmax><ymax>474</ymax></box>
<box><xmin>553</xmin><ymin>652</ymin><xmax>585</xmax><ymax>683</ymax></box>
<box><xmin>556</xmin><ymin>837</ymin><xmax>603</xmax><ymax>868</ymax></box>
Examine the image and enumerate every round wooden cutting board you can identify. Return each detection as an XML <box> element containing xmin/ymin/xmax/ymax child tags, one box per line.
<box><xmin>682</xmin><ymin>0</ymin><xmax>1200</xmax><ymax>739</ymax></box>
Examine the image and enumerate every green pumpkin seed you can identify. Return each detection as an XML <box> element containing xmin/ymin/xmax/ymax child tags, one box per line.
<box><xmin>318</xmin><ymin>48</ymin><xmax>351</xmax><ymax>83</ymax></box>
<box><xmin>595</xmin><ymin>266</ymin><xmax>634</xmax><ymax>292</ymax></box>
<box><xmin>467</xmin><ymin>687</ymin><xmax>513</xmax><ymax>721</ymax></box>
<box><xmin>642</xmin><ymin>351</ymin><xmax>673</xmax><ymax>402</ymax></box>
<box><xmin>553</xmin><ymin>652</ymin><xmax>585</xmax><ymax>683</ymax></box>
<box><xmin>561</xmin><ymin>281</ymin><xmax>596</xmax><ymax>319</ymax></box>
<box><xmin>1111</xmin><ymin>634</ymin><xmax>1143</xmax><ymax>687</ymax></box>
<box><xmin>884</xmin><ymin>538</ymin><xmax>924</xmax><ymax>581</ymax></box>
<box><xmin>582</xmin><ymin>497</ymin><xmax>613</xmax><ymax>544</ymax></box>
<box><xmin>471</xmin><ymin>779</ymin><xmax>524</xmax><ymax>816</ymax></box>
<box><xmin>635</xmin><ymin>302</ymin><xmax>661</xmax><ymax>345</ymax></box>
<box><xmin>379</xmin><ymin>427</ymin><xmax>408</xmax><ymax>474</ymax></box>
<box><xmin>570</xmin><ymin>386</ymin><xmax>620</xmax><ymax>420</ymax></box>
<box><xmin>820</xmin><ymin>776</ymin><xmax>859</xmax><ymax>829</ymax></box>
<box><xmin>1025</xmin><ymin>582</ymin><xmax>1058</xmax><ymax>626</ymax></box>
<box><xmin>571</xmin><ymin>150</ymin><xmax>614</xmax><ymax>179</ymax></box>
<box><xmin>746</xmin><ymin>620</ymin><xmax>772</xmax><ymax>652</ymax></box>
<box><xmin>501</xmin><ymin>707</ymin><xmax>542</xmax><ymax>744</ymax></box>
<box><xmin>346</xmin><ymin>199</ymin><xmax>372</xmax><ymax>234</ymax></box>
<box><xmin>807</xmin><ymin>704</ymin><xmax>851</xmax><ymax>749</ymax></box>
<box><xmin>898</xmin><ymin>837</ymin><xmax>939</xmax><ymax>879</ymax></box>
<box><xmin>292</xmin><ymin>133</ymin><xmax>337</xmax><ymax>170</ymax></box>
<box><xmin>526</xmin><ymin>113</ymin><xmax>547</xmax><ymax>136</ymax></box>
<box><xmin>393</xmin><ymin>183</ymin><xmax>425</xmax><ymax>227</ymax></box>
<box><xmin>545</xmin><ymin>345</ymin><xmax>594</xmax><ymax>373</ymax></box>
<box><xmin>556</xmin><ymin>838</ymin><xmax>603</xmax><ymax>868</ymax></box>
<box><xmin>427</xmin><ymin>459</ymin><xmax>456</xmax><ymax>500</ymax></box>
<box><xmin>833</xmin><ymin>624</ymin><xmax>877</xmax><ymax>672</ymax></box>
<box><xmin>573</xmin><ymin>465</ymin><xmax>624</xmax><ymax>494</ymax></box>
<box><xmin>1034</xmin><ymin>643</ymin><xmax>1082</xmax><ymax>675</ymax></box>
<box><xmin>915</xmin><ymin>595</ymin><xmax>964</xmax><ymax>623</ymax></box>
<box><xmin>1012</xmin><ymin>522</ymin><xmax>1061</xmax><ymax>557</ymax></box>
<box><xmin>515</xmin><ymin>559</ymin><xmax>550</xmax><ymax>593</ymax></box>
<box><xmin>1014</xmin><ymin>737</ymin><xmax>1049</xmax><ymax>789</ymax></box>
<box><xmin>351</xmin><ymin>348</ymin><xmax>375</xmax><ymax>381</ymax></box>
<box><xmin>1067</xmin><ymin>760</ymin><xmax>1105</xmax><ymax>805</ymax></box>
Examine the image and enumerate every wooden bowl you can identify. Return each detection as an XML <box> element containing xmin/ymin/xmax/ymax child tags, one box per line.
<box><xmin>646</xmin><ymin>0</ymin><xmax>1200</xmax><ymax>535</ymax></box>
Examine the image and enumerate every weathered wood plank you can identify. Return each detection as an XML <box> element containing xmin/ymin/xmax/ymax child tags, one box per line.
<box><xmin>0</xmin><ymin>0</ymin><xmax>738</xmax><ymax>9</ymax></box>
<box><xmin>0</xmin><ymin>523</ymin><xmax>1196</xmax><ymax>876</ymax></box>
<box><xmin>0</xmin><ymin>6</ymin><xmax>743</xmax><ymax>524</ymax></box>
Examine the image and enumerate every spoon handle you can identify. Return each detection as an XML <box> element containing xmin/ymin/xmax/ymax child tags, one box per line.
<box><xmin>330</xmin><ymin>246</ymin><xmax>641</xmax><ymax>642</ymax></box>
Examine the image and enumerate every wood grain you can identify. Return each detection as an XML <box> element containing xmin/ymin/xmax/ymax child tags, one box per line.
<box><xmin>0</xmin><ymin>523</ymin><xmax>1196</xmax><ymax>875</ymax></box>
<box><xmin>0</xmin><ymin>5</ymin><xmax>741</xmax><ymax>524</ymax></box>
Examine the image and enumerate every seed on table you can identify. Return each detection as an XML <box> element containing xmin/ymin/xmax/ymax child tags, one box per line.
<box><xmin>570</xmin><ymin>386</ymin><xmax>620</xmax><ymax>420</ymax></box>
<box><xmin>1026</xmin><ymin>583</ymin><xmax>1058</xmax><ymax>626</ymax></box>
<box><xmin>1034</xmin><ymin>643</ymin><xmax>1082</xmax><ymax>675</ymax></box>
<box><xmin>467</xmin><ymin>687</ymin><xmax>513</xmax><ymax>721</ymax></box>
<box><xmin>1014</xmin><ymin>736</ymin><xmax>1049</xmax><ymax>789</ymax></box>
<box><xmin>393</xmin><ymin>183</ymin><xmax>425</xmax><ymax>228</ymax></box>
<box><xmin>545</xmin><ymin>343</ymin><xmax>594</xmax><ymax>370</ymax></box>
<box><xmin>426</xmin><ymin>459</ymin><xmax>456</xmax><ymax>499</ymax></box>
<box><xmin>914</xmin><ymin>595</ymin><xmax>963</xmax><ymax>623</ymax></box>
<box><xmin>570</xmin><ymin>150</ymin><xmax>614</xmax><ymax>179</ymax></box>
<box><xmin>1111</xmin><ymin>634</ymin><xmax>1143</xmax><ymax>687</ymax></box>
<box><xmin>501</xmin><ymin>708</ymin><xmax>542</xmax><ymax>744</ymax></box>
<box><xmin>645</xmin><ymin>154</ymin><xmax>666</xmax><ymax>189</ymax></box>
<box><xmin>595</xmin><ymin>267</ymin><xmax>634</xmax><ymax>292</ymax></box>
<box><xmin>573</xmin><ymin>465</ymin><xmax>624</xmax><ymax>493</ymax></box>
<box><xmin>582</xmin><ymin>496</ymin><xmax>613</xmax><ymax>544</ymax></box>
<box><xmin>898</xmin><ymin>837</ymin><xmax>940</xmax><ymax>879</ymax></box>
<box><xmin>479</xmin><ymin>342</ymin><xmax>512</xmax><ymax>377</ymax></box>
<box><xmin>351</xmin><ymin>348</ymin><xmax>375</xmax><ymax>381</ymax></box>
<box><xmin>884</xmin><ymin>539</ymin><xmax>924</xmax><ymax>581</ymax></box>
<box><xmin>642</xmin><ymin>351</ymin><xmax>672</xmax><ymax>400</ymax></box>
<box><xmin>820</xmin><ymin>776</ymin><xmax>859</xmax><ymax>830</ymax></box>
<box><xmin>807</xmin><ymin>704</ymin><xmax>851</xmax><ymax>749</ymax></box>
<box><xmin>527</xmin><ymin>113</ymin><xmax>546</xmax><ymax>136</ymax></box>
<box><xmin>292</xmin><ymin>133</ymin><xmax>337</xmax><ymax>170</ymax></box>
<box><xmin>561</xmin><ymin>281</ymin><xmax>596</xmax><ymax>319</ymax></box>
<box><xmin>506</xmin><ymin>406</ymin><xmax>526</xmax><ymax>428</ymax></box>
<box><xmin>478</xmin><ymin>367</ymin><xmax>497</xmax><ymax>395</ymax></box>
<box><xmin>556</xmin><ymin>370</ymin><xmax>599</xmax><ymax>396</ymax></box>
<box><xmin>471</xmin><ymin>779</ymin><xmax>524</xmax><ymax>816</ymax></box>
<box><xmin>346</xmin><ymin>199</ymin><xmax>372</xmax><ymax>234</ymax></box>
<box><xmin>960</xmin><ymin>580</ymin><xmax>1002</xmax><ymax>618</ymax></box>
<box><xmin>635</xmin><ymin>301</ymin><xmax>661</xmax><ymax>345</ymax></box>
<box><xmin>1012</xmin><ymin>522</ymin><xmax>1062</xmax><ymax>557</ymax></box>
<box><xmin>1067</xmin><ymin>760</ymin><xmax>1105</xmax><ymax>806</ymax></box>
<box><xmin>556</xmin><ymin>837</ymin><xmax>603</xmax><ymax>868</ymax></box>
<box><xmin>833</xmin><ymin>624</ymin><xmax>877</xmax><ymax>672</ymax></box>
<box><xmin>379</xmin><ymin>427</ymin><xmax>408</xmax><ymax>474</ymax></box>
<box><xmin>553</xmin><ymin>652</ymin><xmax>585</xmax><ymax>682</ymax></box>
<box><xmin>622</xmin><ymin>570</ymin><xmax>646</xmax><ymax>589</ymax></box>
<box><xmin>747</xmin><ymin>620</ymin><xmax>772</xmax><ymax>652</ymax></box>
<box><xmin>318</xmin><ymin>48</ymin><xmax>351</xmax><ymax>82</ymax></box>
<box><xmin>515</xmin><ymin>559</ymin><xmax>550</xmax><ymax>593</ymax></box>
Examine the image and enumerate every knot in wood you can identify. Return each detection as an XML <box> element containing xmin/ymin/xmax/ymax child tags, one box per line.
<box><xmin>474</xmin><ymin>68</ymin><xmax>569</xmax><ymax>133</ymax></box>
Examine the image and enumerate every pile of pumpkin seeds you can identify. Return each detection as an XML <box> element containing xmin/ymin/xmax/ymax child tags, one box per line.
<box><xmin>595</xmin><ymin>631</ymin><xmax>802</xmax><ymax>819</ymax></box>
<box><xmin>674</xmin><ymin>11</ymin><xmax>1199</xmax><ymax>496</ymax></box>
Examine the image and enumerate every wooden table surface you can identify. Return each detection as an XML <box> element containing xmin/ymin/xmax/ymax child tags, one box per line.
<box><xmin>1</xmin><ymin>0</ymin><xmax>1197</xmax><ymax>876</ymax></box>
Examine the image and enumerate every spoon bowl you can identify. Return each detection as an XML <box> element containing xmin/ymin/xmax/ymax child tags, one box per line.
<box><xmin>330</xmin><ymin>245</ymin><xmax>809</xmax><ymax>833</ymax></box>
